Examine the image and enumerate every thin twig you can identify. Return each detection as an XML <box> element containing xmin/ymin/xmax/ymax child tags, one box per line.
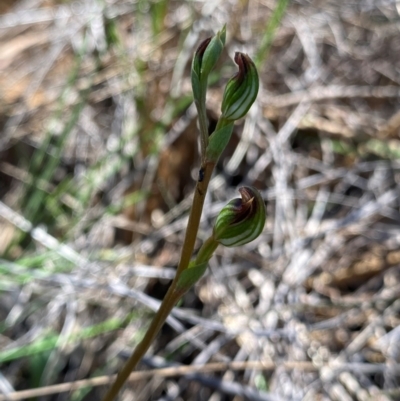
<box><xmin>2</xmin><ymin>361</ymin><xmax>400</xmax><ymax>401</ymax></box>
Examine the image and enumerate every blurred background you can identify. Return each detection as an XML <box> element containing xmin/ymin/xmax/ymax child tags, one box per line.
<box><xmin>1</xmin><ymin>0</ymin><xmax>400</xmax><ymax>400</ymax></box>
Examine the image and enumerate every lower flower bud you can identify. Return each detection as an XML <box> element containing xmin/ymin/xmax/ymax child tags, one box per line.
<box><xmin>213</xmin><ymin>186</ymin><xmax>266</xmax><ymax>247</ymax></box>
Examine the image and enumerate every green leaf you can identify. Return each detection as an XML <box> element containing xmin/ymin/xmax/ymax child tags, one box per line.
<box><xmin>176</xmin><ymin>261</ymin><xmax>208</xmax><ymax>291</ymax></box>
<box><xmin>206</xmin><ymin>122</ymin><xmax>234</xmax><ymax>162</ymax></box>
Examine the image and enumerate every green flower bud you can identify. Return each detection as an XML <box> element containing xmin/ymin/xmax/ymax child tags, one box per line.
<box><xmin>191</xmin><ymin>26</ymin><xmax>226</xmax><ymax>102</ymax></box>
<box><xmin>192</xmin><ymin>26</ymin><xmax>226</xmax><ymax>79</ymax></box>
<box><xmin>221</xmin><ymin>52</ymin><xmax>259</xmax><ymax>121</ymax></box>
<box><xmin>200</xmin><ymin>25</ymin><xmax>226</xmax><ymax>78</ymax></box>
<box><xmin>213</xmin><ymin>186</ymin><xmax>266</xmax><ymax>247</ymax></box>
<box><xmin>192</xmin><ymin>37</ymin><xmax>212</xmax><ymax>80</ymax></box>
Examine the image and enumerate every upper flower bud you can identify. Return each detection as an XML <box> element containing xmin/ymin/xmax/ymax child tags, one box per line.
<box><xmin>192</xmin><ymin>26</ymin><xmax>226</xmax><ymax>80</ymax></box>
<box><xmin>192</xmin><ymin>37</ymin><xmax>212</xmax><ymax>80</ymax></box>
<box><xmin>221</xmin><ymin>53</ymin><xmax>259</xmax><ymax>121</ymax></box>
<box><xmin>213</xmin><ymin>186</ymin><xmax>266</xmax><ymax>247</ymax></box>
<box><xmin>191</xmin><ymin>26</ymin><xmax>226</xmax><ymax>102</ymax></box>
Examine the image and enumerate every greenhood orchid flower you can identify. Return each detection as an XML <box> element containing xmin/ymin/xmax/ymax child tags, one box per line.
<box><xmin>213</xmin><ymin>186</ymin><xmax>266</xmax><ymax>247</ymax></box>
<box><xmin>221</xmin><ymin>52</ymin><xmax>259</xmax><ymax>121</ymax></box>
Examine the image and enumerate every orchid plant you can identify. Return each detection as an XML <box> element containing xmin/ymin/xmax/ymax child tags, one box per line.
<box><xmin>102</xmin><ymin>26</ymin><xmax>265</xmax><ymax>401</ymax></box>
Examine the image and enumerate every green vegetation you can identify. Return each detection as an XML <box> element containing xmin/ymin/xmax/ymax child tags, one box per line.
<box><xmin>1</xmin><ymin>1</ymin><xmax>398</xmax><ymax>400</ymax></box>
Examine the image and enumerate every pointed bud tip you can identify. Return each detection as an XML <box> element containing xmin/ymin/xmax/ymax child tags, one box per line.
<box><xmin>219</xmin><ymin>25</ymin><xmax>227</xmax><ymax>45</ymax></box>
<box><xmin>196</xmin><ymin>37</ymin><xmax>212</xmax><ymax>58</ymax></box>
<box><xmin>238</xmin><ymin>186</ymin><xmax>254</xmax><ymax>203</ymax></box>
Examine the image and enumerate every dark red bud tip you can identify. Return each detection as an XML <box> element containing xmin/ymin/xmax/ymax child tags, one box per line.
<box><xmin>234</xmin><ymin>53</ymin><xmax>251</xmax><ymax>83</ymax></box>
<box><xmin>196</xmin><ymin>37</ymin><xmax>212</xmax><ymax>59</ymax></box>
<box><xmin>239</xmin><ymin>186</ymin><xmax>254</xmax><ymax>203</ymax></box>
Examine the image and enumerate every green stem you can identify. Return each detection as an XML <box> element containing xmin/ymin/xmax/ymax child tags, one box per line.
<box><xmin>194</xmin><ymin>83</ymin><xmax>209</xmax><ymax>164</ymax></box>
<box><xmin>172</xmin><ymin>160</ymin><xmax>215</xmax><ymax>280</ymax></box>
<box><xmin>195</xmin><ymin>236</ymin><xmax>219</xmax><ymax>264</ymax></box>
<box><xmin>214</xmin><ymin>116</ymin><xmax>231</xmax><ymax>132</ymax></box>
<box><xmin>101</xmin><ymin>161</ymin><xmax>215</xmax><ymax>401</ymax></box>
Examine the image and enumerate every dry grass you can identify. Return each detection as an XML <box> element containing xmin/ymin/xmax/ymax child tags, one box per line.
<box><xmin>1</xmin><ymin>0</ymin><xmax>400</xmax><ymax>400</ymax></box>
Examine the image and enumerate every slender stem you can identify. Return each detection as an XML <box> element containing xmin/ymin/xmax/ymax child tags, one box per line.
<box><xmin>101</xmin><ymin>161</ymin><xmax>215</xmax><ymax>401</ymax></box>
<box><xmin>101</xmin><ymin>287</ymin><xmax>183</xmax><ymax>401</ymax></box>
<box><xmin>172</xmin><ymin>161</ymin><xmax>215</xmax><ymax>280</ymax></box>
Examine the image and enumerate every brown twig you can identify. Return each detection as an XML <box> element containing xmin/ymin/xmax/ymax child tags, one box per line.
<box><xmin>2</xmin><ymin>361</ymin><xmax>400</xmax><ymax>401</ymax></box>
<box><xmin>0</xmin><ymin>361</ymin><xmax>314</xmax><ymax>401</ymax></box>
